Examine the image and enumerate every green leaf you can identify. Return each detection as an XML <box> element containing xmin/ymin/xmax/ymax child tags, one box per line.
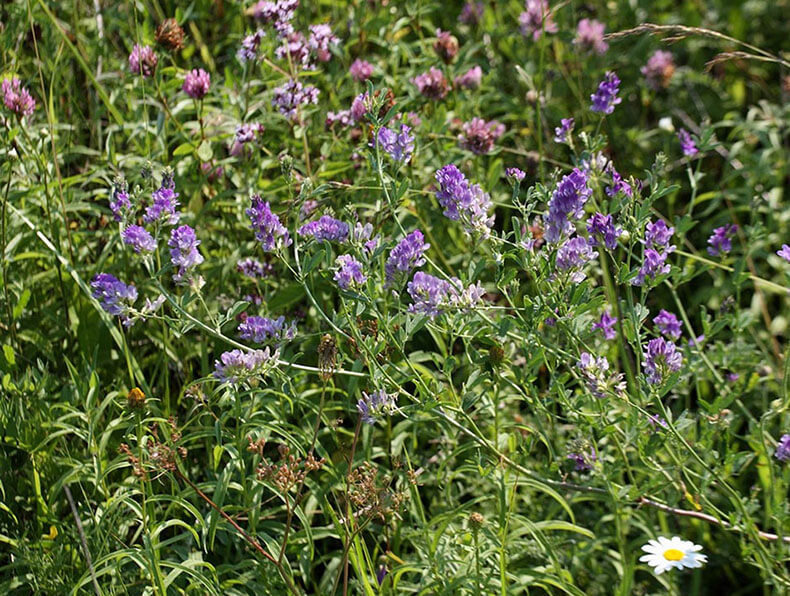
<box><xmin>173</xmin><ymin>142</ymin><xmax>195</xmax><ymax>157</ymax></box>
<box><xmin>197</xmin><ymin>140</ymin><xmax>213</xmax><ymax>161</ymax></box>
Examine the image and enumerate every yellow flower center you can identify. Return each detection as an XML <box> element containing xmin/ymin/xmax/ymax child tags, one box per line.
<box><xmin>663</xmin><ymin>548</ymin><xmax>685</xmax><ymax>561</ymax></box>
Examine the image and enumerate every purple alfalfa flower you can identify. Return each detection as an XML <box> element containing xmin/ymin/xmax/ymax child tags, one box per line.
<box><xmin>144</xmin><ymin>172</ymin><xmax>181</xmax><ymax>226</ymax></box>
<box><xmin>678</xmin><ymin>129</ymin><xmax>698</xmax><ymax>157</ymax></box>
<box><xmin>168</xmin><ymin>225</ymin><xmax>204</xmax><ymax>285</ymax></box>
<box><xmin>434</xmin><ymin>164</ymin><xmax>494</xmax><ymax>239</ymax></box>
<box><xmin>775</xmin><ymin>434</ymin><xmax>790</xmax><ymax>462</ymax></box>
<box><xmin>237</xmin><ymin>257</ymin><xmax>272</xmax><ymax>279</ymax></box>
<box><xmin>519</xmin><ymin>0</ymin><xmax>557</xmax><ymax>40</ymax></box>
<box><xmin>726</xmin><ymin>372</ymin><xmax>740</xmax><ymax>383</ymax></box>
<box><xmin>587</xmin><ymin>213</ymin><xmax>621</xmax><ymax>250</ymax></box>
<box><xmin>458</xmin><ymin>118</ymin><xmax>505</xmax><ymax>155</ymax></box>
<box><xmin>253</xmin><ymin>0</ymin><xmax>298</xmax><ymax>37</ymax></box>
<box><xmin>122</xmin><ymin>225</ymin><xmax>157</xmax><ymax>254</ymax></box>
<box><xmin>213</xmin><ymin>347</ymin><xmax>277</xmax><ymax>384</ymax></box>
<box><xmin>577</xmin><ymin>352</ymin><xmax>625</xmax><ymax>398</ymax></box>
<box><xmin>298</xmin><ymin>215</ymin><xmax>349</xmax><ymax>243</ymax></box>
<box><xmin>632</xmin><ymin>222</ymin><xmax>675</xmax><ymax>284</ymax></box>
<box><xmin>605</xmin><ymin>165</ymin><xmax>632</xmax><ymax>198</ymax></box>
<box><xmin>183</xmin><ymin>68</ymin><xmax>211</xmax><ymax>99</ymax></box>
<box><xmin>707</xmin><ymin>224</ymin><xmax>738</xmax><ymax>257</ymax></box>
<box><xmin>643</xmin><ymin>337</ymin><xmax>683</xmax><ymax>384</ymax></box>
<box><xmin>555</xmin><ymin>236</ymin><xmax>598</xmax><ymax>283</ymax></box>
<box><xmin>412</xmin><ymin>67</ymin><xmax>450</xmax><ymax>100</ymax></box>
<box><xmin>351</xmin><ymin>222</ymin><xmax>378</xmax><ymax>254</ymax></box>
<box><xmin>592</xmin><ymin>310</ymin><xmax>617</xmax><ymax>340</ymax></box>
<box><xmin>566</xmin><ymin>443</ymin><xmax>597</xmax><ymax>472</ymax></box>
<box><xmin>128</xmin><ymin>44</ymin><xmax>158</xmax><ymax>77</ymax></box>
<box><xmin>376</xmin><ymin>566</ymin><xmax>388</xmax><ymax>587</ymax></box>
<box><xmin>574</xmin><ymin>18</ymin><xmax>607</xmax><ymax>54</ymax></box>
<box><xmin>349</xmin><ymin>58</ymin><xmax>374</xmax><ymax>82</ymax></box>
<box><xmin>272</xmin><ymin>79</ymin><xmax>319</xmax><ymax>120</ymax></box>
<box><xmin>505</xmin><ymin>167</ymin><xmax>526</xmax><ymax>183</ymax></box>
<box><xmin>275</xmin><ymin>31</ymin><xmax>312</xmax><ymax>70</ymax></box>
<box><xmin>2</xmin><ymin>77</ymin><xmax>36</xmax><ymax>117</ymax></box>
<box><xmin>237</xmin><ymin>258</ymin><xmax>272</xmax><ymax>279</ymax></box>
<box><xmin>454</xmin><ymin>65</ymin><xmax>482</xmax><ymax>90</ymax></box>
<box><xmin>641</xmin><ymin>50</ymin><xmax>675</xmax><ymax>90</ymax></box>
<box><xmin>238</xmin><ymin>315</ymin><xmax>296</xmax><ymax>344</ymax></box>
<box><xmin>544</xmin><ymin>168</ymin><xmax>592</xmax><ymax>243</ymax></box>
<box><xmin>109</xmin><ymin>178</ymin><xmax>132</xmax><ymax>222</ymax></box>
<box><xmin>350</xmin><ymin>92</ymin><xmax>369</xmax><ymax>121</ymax></box>
<box><xmin>459</xmin><ymin>1</ymin><xmax>484</xmax><ymax>25</ymax></box>
<box><xmin>407</xmin><ymin>272</ymin><xmax>483</xmax><ymax>318</ymax></box>
<box><xmin>377</xmin><ymin>124</ymin><xmax>415</xmax><ymax>163</ymax></box>
<box><xmin>357</xmin><ymin>389</ymin><xmax>398</xmax><ymax>425</ymax></box>
<box><xmin>385</xmin><ymin>230</ymin><xmax>429</xmax><ymax>284</ymax></box>
<box><xmin>91</xmin><ymin>273</ymin><xmax>138</xmax><ymax>327</ymax></box>
<box><xmin>326</xmin><ymin>109</ymin><xmax>352</xmax><ymax>129</ymax></box>
<box><xmin>246</xmin><ymin>196</ymin><xmax>292</xmax><ymax>252</ymax></box>
<box><xmin>308</xmin><ymin>24</ymin><xmax>339</xmax><ymax>63</ymax></box>
<box><xmin>777</xmin><ymin>245</ymin><xmax>790</xmax><ymax>263</ymax></box>
<box><xmin>644</xmin><ymin>220</ymin><xmax>676</xmax><ymax>251</ymax></box>
<box><xmin>230</xmin><ymin>123</ymin><xmax>265</xmax><ymax>157</ymax></box>
<box><xmin>554</xmin><ymin>118</ymin><xmax>574</xmax><ymax>144</ymax></box>
<box><xmin>647</xmin><ymin>413</ymin><xmax>669</xmax><ymax>430</ymax></box>
<box><xmin>238</xmin><ymin>30</ymin><xmax>266</xmax><ymax>62</ymax></box>
<box><xmin>590</xmin><ymin>71</ymin><xmax>622</xmax><ymax>115</ymax></box>
<box><xmin>334</xmin><ymin>254</ymin><xmax>367</xmax><ymax>290</ymax></box>
<box><xmin>653</xmin><ymin>309</ymin><xmax>682</xmax><ymax>340</ymax></box>
<box><xmin>632</xmin><ymin>248</ymin><xmax>670</xmax><ymax>286</ymax></box>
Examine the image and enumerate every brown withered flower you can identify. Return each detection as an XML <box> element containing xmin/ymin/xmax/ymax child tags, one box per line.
<box><xmin>317</xmin><ymin>334</ymin><xmax>338</xmax><ymax>381</ymax></box>
<box><xmin>126</xmin><ymin>387</ymin><xmax>146</xmax><ymax>409</ymax></box>
<box><xmin>155</xmin><ymin>18</ymin><xmax>185</xmax><ymax>51</ymax></box>
<box><xmin>433</xmin><ymin>29</ymin><xmax>459</xmax><ymax>63</ymax></box>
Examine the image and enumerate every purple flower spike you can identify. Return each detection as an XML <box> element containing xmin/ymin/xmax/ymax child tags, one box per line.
<box><xmin>168</xmin><ymin>225</ymin><xmax>204</xmax><ymax>284</ymax></box>
<box><xmin>239</xmin><ymin>315</ymin><xmax>296</xmax><ymax>344</ymax></box>
<box><xmin>334</xmin><ymin>255</ymin><xmax>367</xmax><ymax>290</ymax></box>
<box><xmin>435</xmin><ymin>165</ymin><xmax>494</xmax><ymax>238</ymax></box>
<box><xmin>544</xmin><ymin>168</ymin><xmax>592</xmax><ymax>243</ymax></box>
<box><xmin>91</xmin><ymin>273</ymin><xmax>138</xmax><ymax>327</ymax></box>
<box><xmin>593</xmin><ymin>310</ymin><xmax>617</xmax><ymax>340</ymax></box>
<box><xmin>644</xmin><ymin>337</ymin><xmax>683</xmax><ymax>384</ymax></box>
<box><xmin>272</xmin><ymin>79</ymin><xmax>319</xmax><ymax>120</ymax></box>
<box><xmin>653</xmin><ymin>310</ymin><xmax>682</xmax><ymax>340</ymax></box>
<box><xmin>554</xmin><ymin>118</ymin><xmax>574</xmax><ymax>144</ymax></box>
<box><xmin>377</xmin><ymin>124</ymin><xmax>415</xmax><ymax>163</ymax></box>
<box><xmin>298</xmin><ymin>215</ymin><xmax>349</xmax><ymax>242</ymax></box>
<box><xmin>678</xmin><ymin>129</ymin><xmax>698</xmax><ymax>157</ymax></box>
<box><xmin>122</xmin><ymin>225</ymin><xmax>157</xmax><ymax>254</ymax></box>
<box><xmin>587</xmin><ymin>213</ymin><xmax>621</xmax><ymax>250</ymax></box>
<box><xmin>246</xmin><ymin>196</ymin><xmax>292</xmax><ymax>252</ymax></box>
<box><xmin>776</xmin><ymin>435</ymin><xmax>790</xmax><ymax>462</ymax></box>
<box><xmin>707</xmin><ymin>224</ymin><xmax>738</xmax><ymax>257</ymax></box>
<box><xmin>590</xmin><ymin>71</ymin><xmax>621</xmax><ymax>114</ymax></box>
<box><xmin>386</xmin><ymin>230</ymin><xmax>429</xmax><ymax>284</ymax></box>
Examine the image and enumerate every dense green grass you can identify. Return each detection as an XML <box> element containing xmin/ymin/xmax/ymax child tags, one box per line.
<box><xmin>1</xmin><ymin>0</ymin><xmax>789</xmax><ymax>594</ymax></box>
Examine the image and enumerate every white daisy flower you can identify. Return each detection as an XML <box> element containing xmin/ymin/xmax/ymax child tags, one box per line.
<box><xmin>639</xmin><ymin>535</ymin><xmax>707</xmax><ymax>575</ymax></box>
